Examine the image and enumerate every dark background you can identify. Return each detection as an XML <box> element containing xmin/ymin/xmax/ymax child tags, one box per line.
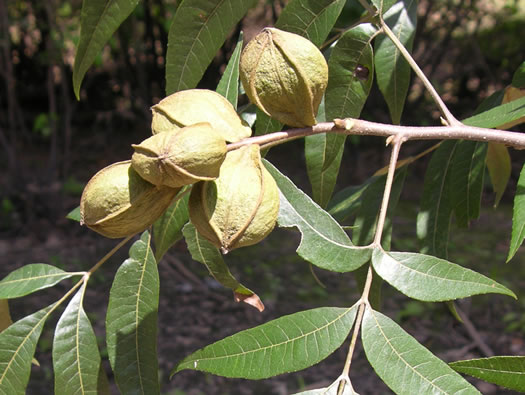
<box><xmin>1</xmin><ymin>0</ymin><xmax>524</xmax><ymax>393</ymax></box>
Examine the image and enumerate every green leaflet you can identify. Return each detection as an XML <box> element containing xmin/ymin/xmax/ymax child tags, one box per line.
<box><xmin>275</xmin><ymin>0</ymin><xmax>346</xmax><ymax>47</ymax></box>
<box><xmin>216</xmin><ymin>32</ymin><xmax>243</xmax><ymax>109</ymax></box>
<box><xmin>53</xmin><ymin>282</ymin><xmax>103</xmax><ymax>395</ymax></box>
<box><xmin>0</xmin><ymin>305</ymin><xmax>53</xmax><ymax>394</ymax></box>
<box><xmin>172</xmin><ymin>306</ymin><xmax>357</xmax><ymax>379</ymax></box>
<box><xmin>372</xmin><ymin>249</ymin><xmax>516</xmax><ymax>301</ymax></box>
<box><xmin>73</xmin><ymin>0</ymin><xmax>140</xmax><ymax>99</ymax></box>
<box><xmin>165</xmin><ymin>0</ymin><xmax>257</xmax><ymax>94</ymax></box>
<box><xmin>264</xmin><ymin>160</ymin><xmax>372</xmax><ymax>272</ymax></box>
<box><xmin>450</xmin><ymin>356</ymin><xmax>525</xmax><ymax>392</ymax></box>
<box><xmin>374</xmin><ymin>0</ymin><xmax>417</xmax><ymax>124</ymax></box>
<box><xmin>508</xmin><ymin>164</ymin><xmax>525</xmax><ymax>262</ymax></box>
<box><xmin>0</xmin><ymin>264</ymin><xmax>80</xmax><ymax>299</ymax></box>
<box><xmin>362</xmin><ymin>307</ymin><xmax>480</xmax><ymax>395</ymax></box>
<box><xmin>106</xmin><ymin>232</ymin><xmax>160</xmax><ymax>395</ymax></box>
<box><xmin>153</xmin><ymin>191</ymin><xmax>190</xmax><ymax>261</ymax></box>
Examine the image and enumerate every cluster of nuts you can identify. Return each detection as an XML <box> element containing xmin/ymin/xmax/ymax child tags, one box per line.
<box><xmin>79</xmin><ymin>27</ymin><xmax>328</xmax><ymax>253</ymax></box>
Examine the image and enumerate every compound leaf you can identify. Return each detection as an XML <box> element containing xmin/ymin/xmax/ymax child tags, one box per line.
<box><xmin>362</xmin><ymin>307</ymin><xmax>480</xmax><ymax>395</ymax></box>
<box><xmin>0</xmin><ymin>264</ymin><xmax>80</xmax><ymax>299</ymax></box>
<box><xmin>450</xmin><ymin>356</ymin><xmax>525</xmax><ymax>392</ymax></box>
<box><xmin>275</xmin><ymin>0</ymin><xmax>346</xmax><ymax>47</ymax></box>
<box><xmin>53</xmin><ymin>282</ymin><xmax>102</xmax><ymax>395</ymax></box>
<box><xmin>0</xmin><ymin>305</ymin><xmax>53</xmax><ymax>394</ymax></box>
<box><xmin>374</xmin><ymin>0</ymin><xmax>417</xmax><ymax>124</ymax></box>
<box><xmin>173</xmin><ymin>306</ymin><xmax>357</xmax><ymax>379</ymax></box>
<box><xmin>372</xmin><ymin>249</ymin><xmax>516</xmax><ymax>301</ymax></box>
<box><xmin>165</xmin><ymin>0</ymin><xmax>257</xmax><ymax>94</ymax></box>
<box><xmin>106</xmin><ymin>232</ymin><xmax>160</xmax><ymax>395</ymax></box>
<box><xmin>264</xmin><ymin>160</ymin><xmax>372</xmax><ymax>272</ymax></box>
<box><xmin>73</xmin><ymin>0</ymin><xmax>140</xmax><ymax>99</ymax></box>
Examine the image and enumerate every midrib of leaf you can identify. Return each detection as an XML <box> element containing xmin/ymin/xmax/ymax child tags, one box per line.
<box><xmin>431</xmin><ymin>143</ymin><xmax>456</xmax><ymax>253</ymax></box>
<box><xmin>176</xmin><ymin>0</ymin><xmax>227</xmax><ymax>92</ymax></box>
<box><xmin>134</xmin><ymin>233</ymin><xmax>152</xmax><ymax>393</ymax></box>
<box><xmin>285</xmin><ymin>1</ymin><xmax>338</xmax><ymax>41</ymax></box>
<box><xmin>1</xmin><ymin>272</ymin><xmax>77</xmax><ymax>286</ymax></box>
<box><xmin>461</xmin><ymin>366</ymin><xmax>525</xmax><ymax>375</ymax></box>
<box><xmin>389</xmin><ymin>253</ymin><xmax>501</xmax><ymax>288</ymax></box>
<box><xmin>189</xmin><ymin>305</ymin><xmax>355</xmax><ymax>363</ymax></box>
<box><xmin>281</xmin><ymin>196</ymin><xmax>362</xmax><ymax>250</ymax></box>
<box><xmin>75</xmin><ymin>284</ymin><xmax>87</xmax><ymax>392</ymax></box>
<box><xmin>157</xmin><ymin>198</ymin><xmax>184</xmax><ymax>246</ymax></box>
<box><xmin>0</xmin><ymin>307</ymin><xmax>52</xmax><ymax>385</ymax></box>
<box><xmin>369</xmin><ymin>309</ymin><xmax>454</xmax><ymax>394</ymax></box>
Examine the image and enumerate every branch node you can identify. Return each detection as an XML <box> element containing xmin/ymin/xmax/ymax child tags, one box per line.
<box><xmin>333</xmin><ymin>118</ymin><xmax>354</xmax><ymax>131</ymax></box>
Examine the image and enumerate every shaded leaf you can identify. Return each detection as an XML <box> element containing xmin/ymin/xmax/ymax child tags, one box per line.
<box><xmin>73</xmin><ymin>0</ymin><xmax>140</xmax><ymax>99</ymax></box>
<box><xmin>165</xmin><ymin>0</ymin><xmax>257</xmax><ymax>94</ymax></box>
<box><xmin>255</xmin><ymin>107</ymin><xmax>283</xmax><ymax>137</ymax></box>
<box><xmin>0</xmin><ymin>300</ymin><xmax>12</xmax><ymax>333</ymax></box>
<box><xmin>153</xmin><ymin>191</ymin><xmax>189</xmax><ymax>261</ymax></box>
<box><xmin>106</xmin><ymin>232</ymin><xmax>160</xmax><ymax>395</ymax></box>
<box><xmin>293</xmin><ymin>377</ymin><xmax>356</xmax><ymax>394</ymax></box>
<box><xmin>53</xmin><ymin>282</ymin><xmax>102</xmax><ymax>395</ymax></box>
<box><xmin>264</xmin><ymin>160</ymin><xmax>372</xmax><ymax>272</ymax></box>
<box><xmin>182</xmin><ymin>223</ymin><xmax>263</xmax><ymax>311</ymax></box>
<box><xmin>486</xmin><ymin>142</ymin><xmax>511</xmax><ymax>207</ymax></box>
<box><xmin>512</xmin><ymin>61</ymin><xmax>525</xmax><ymax>88</ymax></box>
<box><xmin>328</xmin><ymin>181</ymin><xmax>372</xmax><ymax>222</ymax></box>
<box><xmin>371</xmin><ymin>249</ymin><xmax>516</xmax><ymax>301</ymax></box>
<box><xmin>507</xmin><ymin>164</ymin><xmax>525</xmax><ymax>262</ymax></box>
<box><xmin>462</xmin><ymin>95</ymin><xmax>525</xmax><ymax>128</ymax></box>
<box><xmin>275</xmin><ymin>0</ymin><xmax>346</xmax><ymax>47</ymax></box>
<box><xmin>0</xmin><ymin>264</ymin><xmax>80</xmax><ymax>299</ymax></box>
<box><xmin>362</xmin><ymin>307</ymin><xmax>480</xmax><ymax>395</ymax></box>
<box><xmin>216</xmin><ymin>32</ymin><xmax>243</xmax><ymax>109</ymax></box>
<box><xmin>417</xmin><ymin>140</ymin><xmax>457</xmax><ymax>258</ymax></box>
<box><xmin>173</xmin><ymin>306</ymin><xmax>357</xmax><ymax>379</ymax></box>
<box><xmin>370</xmin><ymin>0</ymin><xmax>398</xmax><ymax>14</ymax></box>
<box><xmin>450</xmin><ymin>141</ymin><xmax>487</xmax><ymax>228</ymax></box>
<box><xmin>450</xmin><ymin>356</ymin><xmax>525</xmax><ymax>392</ymax></box>
<box><xmin>66</xmin><ymin>206</ymin><xmax>81</xmax><ymax>222</ymax></box>
<box><xmin>0</xmin><ymin>305</ymin><xmax>53</xmax><ymax>394</ymax></box>
<box><xmin>374</xmin><ymin>0</ymin><xmax>417</xmax><ymax>124</ymax></box>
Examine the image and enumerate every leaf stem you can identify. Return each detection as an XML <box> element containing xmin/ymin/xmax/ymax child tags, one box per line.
<box><xmin>87</xmin><ymin>234</ymin><xmax>134</xmax><ymax>276</ymax></box>
<box><xmin>378</xmin><ymin>17</ymin><xmax>460</xmax><ymax>126</ymax></box>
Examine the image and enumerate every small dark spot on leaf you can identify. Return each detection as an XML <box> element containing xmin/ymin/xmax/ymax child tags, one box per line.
<box><xmin>354</xmin><ymin>65</ymin><xmax>369</xmax><ymax>80</ymax></box>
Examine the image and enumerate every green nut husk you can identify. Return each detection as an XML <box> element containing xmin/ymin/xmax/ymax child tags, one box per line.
<box><xmin>80</xmin><ymin>161</ymin><xmax>180</xmax><ymax>238</ymax></box>
<box><xmin>189</xmin><ymin>145</ymin><xmax>279</xmax><ymax>253</ymax></box>
<box><xmin>239</xmin><ymin>27</ymin><xmax>328</xmax><ymax>127</ymax></box>
<box><xmin>131</xmin><ymin>122</ymin><xmax>227</xmax><ymax>188</ymax></box>
<box><xmin>151</xmin><ymin>89</ymin><xmax>252</xmax><ymax>142</ymax></box>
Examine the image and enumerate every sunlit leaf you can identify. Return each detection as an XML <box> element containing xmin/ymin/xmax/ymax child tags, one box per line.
<box><xmin>374</xmin><ymin>0</ymin><xmax>417</xmax><ymax>124</ymax></box>
<box><xmin>372</xmin><ymin>249</ymin><xmax>516</xmax><ymax>301</ymax></box>
<box><xmin>264</xmin><ymin>160</ymin><xmax>372</xmax><ymax>272</ymax></box>
<box><xmin>0</xmin><ymin>264</ymin><xmax>80</xmax><ymax>299</ymax></box>
<box><xmin>450</xmin><ymin>141</ymin><xmax>487</xmax><ymax>228</ymax></box>
<box><xmin>173</xmin><ymin>306</ymin><xmax>357</xmax><ymax>379</ymax></box>
<box><xmin>293</xmin><ymin>377</ymin><xmax>356</xmax><ymax>394</ymax></box>
<box><xmin>370</xmin><ymin>0</ymin><xmax>397</xmax><ymax>14</ymax></box>
<box><xmin>417</xmin><ymin>140</ymin><xmax>457</xmax><ymax>258</ymax></box>
<box><xmin>106</xmin><ymin>232</ymin><xmax>160</xmax><ymax>394</ymax></box>
<box><xmin>508</xmin><ymin>164</ymin><xmax>525</xmax><ymax>262</ymax></box>
<box><xmin>73</xmin><ymin>0</ymin><xmax>140</xmax><ymax>99</ymax></box>
<box><xmin>275</xmin><ymin>0</ymin><xmax>346</xmax><ymax>47</ymax></box>
<box><xmin>450</xmin><ymin>356</ymin><xmax>525</xmax><ymax>392</ymax></box>
<box><xmin>462</xmin><ymin>95</ymin><xmax>525</xmax><ymax>128</ymax></box>
<box><xmin>216</xmin><ymin>32</ymin><xmax>243</xmax><ymax>109</ymax></box>
<box><xmin>182</xmin><ymin>223</ymin><xmax>263</xmax><ymax>311</ymax></box>
<box><xmin>165</xmin><ymin>0</ymin><xmax>257</xmax><ymax>94</ymax></box>
<box><xmin>362</xmin><ymin>307</ymin><xmax>480</xmax><ymax>395</ymax></box>
<box><xmin>486</xmin><ymin>143</ymin><xmax>511</xmax><ymax>207</ymax></box>
<box><xmin>66</xmin><ymin>206</ymin><xmax>81</xmax><ymax>222</ymax></box>
<box><xmin>153</xmin><ymin>191</ymin><xmax>189</xmax><ymax>261</ymax></box>
<box><xmin>0</xmin><ymin>300</ymin><xmax>12</xmax><ymax>333</ymax></box>
<box><xmin>53</xmin><ymin>282</ymin><xmax>102</xmax><ymax>395</ymax></box>
<box><xmin>0</xmin><ymin>305</ymin><xmax>53</xmax><ymax>394</ymax></box>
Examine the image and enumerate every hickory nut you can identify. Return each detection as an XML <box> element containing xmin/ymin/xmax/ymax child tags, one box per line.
<box><xmin>151</xmin><ymin>89</ymin><xmax>252</xmax><ymax>142</ymax></box>
<box><xmin>80</xmin><ymin>161</ymin><xmax>180</xmax><ymax>238</ymax></box>
<box><xmin>189</xmin><ymin>145</ymin><xmax>279</xmax><ymax>253</ymax></box>
<box><xmin>131</xmin><ymin>122</ymin><xmax>227</xmax><ymax>188</ymax></box>
<box><xmin>240</xmin><ymin>27</ymin><xmax>328</xmax><ymax>127</ymax></box>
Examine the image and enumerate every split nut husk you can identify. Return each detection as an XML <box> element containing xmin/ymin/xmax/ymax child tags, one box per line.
<box><xmin>80</xmin><ymin>161</ymin><xmax>180</xmax><ymax>238</ymax></box>
<box><xmin>131</xmin><ymin>122</ymin><xmax>227</xmax><ymax>188</ymax></box>
<box><xmin>239</xmin><ymin>27</ymin><xmax>328</xmax><ymax>127</ymax></box>
<box><xmin>189</xmin><ymin>145</ymin><xmax>279</xmax><ymax>253</ymax></box>
<box><xmin>151</xmin><ymin>89</ymin><xmax>252</xmax><ymax>142</ymax></box>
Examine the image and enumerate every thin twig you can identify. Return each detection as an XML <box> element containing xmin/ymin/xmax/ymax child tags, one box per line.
<box><xmin>455</xmin><ymin>304</ymin><xmax>494</xmax><ymax>357</ymax></box>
